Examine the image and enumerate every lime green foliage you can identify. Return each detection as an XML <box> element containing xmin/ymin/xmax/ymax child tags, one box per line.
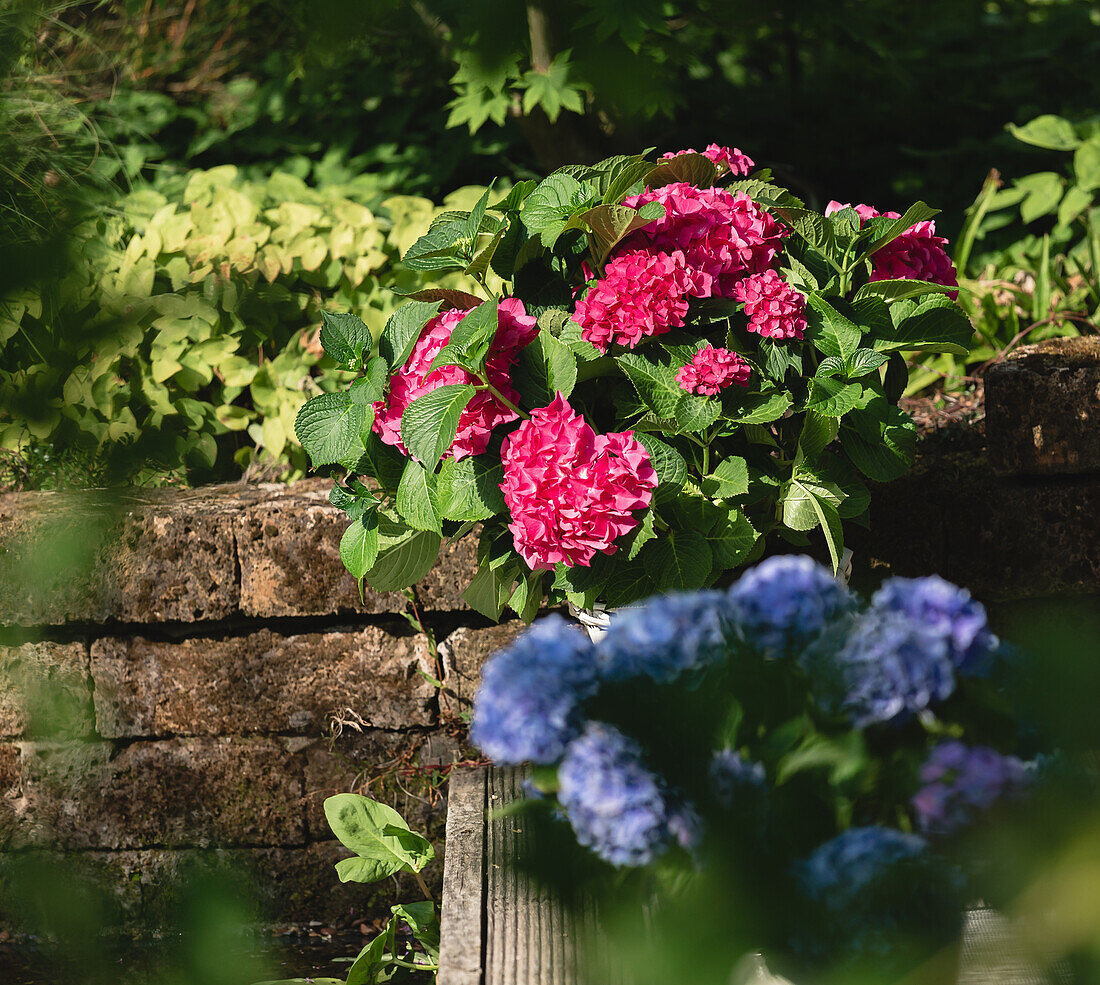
<box><xmin>0</xmin><ymin>168</ymin><xmax>490</xmax><ymax>485</ymax></box>
<box><xmin>913</xmin><ymin>113</ymin><xmax>1100</xmax><ymax>394</ymax></box>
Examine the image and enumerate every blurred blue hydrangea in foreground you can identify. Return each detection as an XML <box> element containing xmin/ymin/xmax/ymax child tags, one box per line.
<box><xmin>470</xmin><ymin>555</ymin><xmax>1043</xmax><ymax>967</ymax></box>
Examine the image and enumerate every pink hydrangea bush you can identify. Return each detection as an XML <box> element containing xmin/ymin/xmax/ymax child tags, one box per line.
<box><xmin>826</xmin><ymin>201</ymin><xmax>959</xmax><ymax>297</ymax></box>
<box><xmin>676</xmin><ymin>346</ymin><xmax>751</xmax><ymax>395</ymax></box>
<box><xmin>500</xmin><ymin>394</ymin><xmax>657</xmax><ymax>570</ymax></box>
<box><xmin>373</xmin><ymin>298</ymin><xmax>537</xmax><ymax>460</ymax></box>
<box><xmin>661</xmin><ymin>143</ymin><xmax>755</xmax><ymax>177</ymax></box>
<box><xmin>733</xmin><ymin>269</ymin><xmax>808</xmax><ymax>341</ymax></box>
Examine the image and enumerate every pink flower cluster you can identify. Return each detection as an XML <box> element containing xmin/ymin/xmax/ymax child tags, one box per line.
<box><xmin>826</xmin><ymin>201</ymin><xmax>959</xmax><ymax>297</ymax></box>
<box><xmin>372</xmin><ymin>298</ymin><xmax>537</xmax><ymax>461</ymax></box>
<box><xmin>573</xmin><ymin>249</ymin><xmax>710</xmax><ymax>352</ymax></box>
<box><xmin>500</xmin><ymin>394</ymin><xmax>657</xmax><ymax>570</ymax></box>
<box><xmin>733</xmin><ymin>269</ymin><xmax>807</xmax><ymax>340</ymax></box>
<box><xmin>661</xmin><ymin>143</ymin><xmax>755</xmax><ymax>177</ymax></box>
<box><xmin>675</xmin><ymin>346</ymin><xmax>751</xmax><ymax>395</ymax></box>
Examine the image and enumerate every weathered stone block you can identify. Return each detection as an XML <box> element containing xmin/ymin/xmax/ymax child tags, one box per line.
<box><xmin>438</xmin><ymin>621</ymin><xmax>526</xmax><ymax>720</ymax></box>
<box><xmin>234</xmin><ymin>483</ymin><xmax>479</xmax><ymax>618</ymax></box>
<box><xmin>986</xmin><ymin>337</ymin><xmax>1100</xmax><ymax>475</ymax></box>
<box><xmin>14</xmin><ymin>737</ymin><xmax>306</xmax><ymax>850</ymax></box>
<box><xmin>0</xmin><ymin>641</ymin><xmax>91</xmax><ymax>739</ymax></box>
<box><xmin>91</xmin><ymin>625</ymin><xmax>435</xmax><ymax>739</ymax></box>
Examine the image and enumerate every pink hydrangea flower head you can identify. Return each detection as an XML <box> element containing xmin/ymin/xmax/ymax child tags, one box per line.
<box><xmin>733</xmin><ymin>269</ymin><xmax>807</xmax><ymax>341</ymax></box>
<box><xmin>573</xmin><ymin>249</ymin><xmax>709</xmax><ymax>352</ymax></box>
<box><xmin>675</xmin><ymin>346</ymin><xmax>751</xmax><ymax>395</ymax></box>
<box><xmin>661</xmin><ymin>144</ymin><xmax>755</xmax><ymax>177</ymax></box>
<box><xmin>824</xmin><ymin>202</ymin><xmax>958</xmax><ymax>297</ymax></box>
<box><xmin>622</xmin><ymin>184</ymin><xmax>787</xmax><ymax>298</ymax></box>
<box><xmin>372</xmin><ymin>297</ymin><xmax>538</xmax><ymax>461</ymax></box>
<box><xmin>500</xmin><ymin>394</ymin><xmax>657</xmax><ymax>570</ymax></box>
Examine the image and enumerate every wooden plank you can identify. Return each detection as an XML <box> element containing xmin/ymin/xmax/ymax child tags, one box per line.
<box><xmin>438</xmin><ymin>766</ymin><xmax>487</xmax><ymax>985</ymax></box>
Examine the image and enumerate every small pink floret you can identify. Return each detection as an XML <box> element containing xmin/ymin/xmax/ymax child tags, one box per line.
<box><xmin>661</xmin><ymin>144</ymin><xmax>755</xmax><ymax>177</ymax></box>
<box><xmin>733</xmin><ymin>269</ymin><xmax>807</xmax><ymax>341</ymax></box>
<box><xmin>675</xmin><ymin>346</ymin><xmax>751</xmax><ymax>395</ymax></box>
<box><xmin>372</xmin><ymin>298</ymin><xmax>537</xmax><ymax>461</ymax></box>
<box><xmin>825</xmin><ymin>201</ymin><xmax>959</xmax><ymax>298</ymax></box>
<box><xmin>500</xmin><ymin>394</ymin><xmax>657</xmax><ymax>571</ymax></box>
<box><xmin>622</xmin><ymin>183</ymin><xmax>787</xmax><ymax>298</ymax></box>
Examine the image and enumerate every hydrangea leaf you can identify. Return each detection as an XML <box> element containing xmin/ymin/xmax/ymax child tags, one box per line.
<box><xmin>805</xmin><ymin>294</ymin><xmax>862</xmax><ymax>362</ymax></box>
<box><xmin>400</xmin><ymin>383</ymin><xmax>476</xmax><ymax>468</ymax></box>
<box><xmin>805</xmin><ymin>377</ymin><xmax>862</xmax><ymax>418</ymax></box>
<box><xmin>378</xmin><ymin>300</ymin><xmax>441</xmax><ymax>371</ymax></box>
<box><xmin>462</xmin><ymin>562</ymin><xmax>509</xmax><ymax>621</ymax></box>
<box><xmin>645</xmin><ymin>152</ymin><xmax>718</xmax><ymax>190</ymax></box>
<box><xmin>438</xmin><ymin>455</ymin><xmax>505</xmax><ymax>521</ymax></box>
<box><xmin>702</xmin><ymin>456</ymin><xmax>750</xmax><ymax>499</ymax></box>
<box><xmin>512</xmin><ymin>331</ymin><xmax>578</xmax><ymax>407</ymax></box>
<box><xmin>708</xmin><ymin>509</ymin><xmax>758</xmax><ymax>570</ymax></box>
<box><xmin>674</xmin><ymin>391</ymin><xmax>720</xmax><ymax>432</ymax></box>
<box><xmin>364</xmin><ymin>530</ymin><xmax>441</xmax><ymax>593</ymax></box>
<box><xmin>862</xmin><ymin>201</ymin><xmax>940</xmax><ymax>256</ymax></box>
<box><xmin>339</xmin><ymin>513</ymin><xmax>380</xmax><ymax>582</ymax></box>
<box><xmin>396</xmin><ymin>459</ymin><xmax>442</xmax><ymax>534</ymax></box>
<box><xmin>617</xmin><ymin>351</ymin><xmax>682</xmax><ymax>418</ymax></box>
<box><xmin>875</xmin><ymin>294</ymin><xmax>971</xmax><ymax>354</ymax></box>
<box><xmin>633</xmin><ymin>432</ymin><xmax>687</xmax><ymax>486</ymax></box>
<box><xmin>294</xmin><ymin>391</ymin><xmax>366</xmax><ymax>467</ymax></box>
<box><xmin>521</xmin><ymin>173</ymin><xmax>592</xmax><ymax>248</ymax></box>
<box><xmin>349</xmin><ymin>356</ymin><xmax>389</xmax><ymax>405</ymax></box>
<box><xmin>429</xmin><ymin>300</ymin><xmax>499</xmax><ymax>376</ymax></box>
<box><xmin>581</xmin><ymin>202</ymin><xmax>666</xmax><ymax>262</ymax></box>
<box><xmin>393</xmin><ymin>287</ymin><xmax>483</xmax><ymax>310</ymax></box>
<box><xmin>854</xmin><ymin>279</ymin><xmax>958</xmax><ymax>303</ymax></box>
<box><xmin>724</xmin><ymin>390</ymin><xmax>791</xmax><ymax>425</ymax></box>
<box><xmin>319</xmin><ymin>310</ymin><xmax>371</xmax><ymax>367</ymax></box>
<box><xmin>642</xmin><ymin>528</ymin><xmax>712</xmax><ymax>592</ymax></box>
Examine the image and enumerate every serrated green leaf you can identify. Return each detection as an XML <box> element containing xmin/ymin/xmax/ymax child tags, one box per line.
<box><xmin>643</xmin><ymin>528</ymin><xmax>712</xmax><ymax>592</ymax></box>
<box><xmin>581</xmin><ymin>202</ymin><xmax>665</xmax><ymax>262</ymax></box>
<box><xmin>625</xmin><ymin>508</ymin><xmax>657</xmax><ymax>560</ymax></box>
<box><xmin>403</xmin><ymin>219</ymin><xmax>473</xmax><ymax>271</ymax></box>
<box><xmin>603</xmin><ymin>160</ymin><xmax>659</xmax><ymax>205</ymax></box>
<box><xmin>701</xmin><ymin>456</ymin><xmax>749</xmax><ymax>498</ymax></box>
<box><xmin>400</xmin><ymin>384</ymin><xmax>476</xmax><ymax>468</ymax></box>
<box><xmin>854</xmin><ymin>279</ymin><xmax>959</xmax><ymax>303</ymax></box>
<box><xmin>725</xmin><ymin>390</ymin><xmax>792</xmax><ymax>425</ymax></box>
<box><xmin>618</xmin><ymin>351</ymin><xmax>682</xmax><ymax>417</ymax></box>
<box><xmin>864</xmin><ymin>201</ymin><xmax>940</xmax><ymax>256</ymax></box>
<box><xmin>438</xmin><ymin>455</ymin><xmax>505</xmax><ymax>521</ymax></box>
<box><xmin>805</xmin><ymin>294</ymin><xmax>862</xmax><ymax>362</ymax></box>
<box><xmin>429</xmin><ymin>300</ymin><xmax>499</xmax><ymax>376</ymax></box>
<box><xmin>805</xmin><ymin>376</ymin><xmax>862</xmax><ymax>417</ymax></box>
<box><xmin>844</xmin><ymin>348</ymin><xmax>889</xmax><ymax>378</ymax></box>
<box><xmin>633</xmin><ymin>432</ymin><xmax>687</xmax><ymax>486</ymax></box>
<box><xmin>707</xmin><ymin>510</ymin><xmax>758</xmax><ymax>570</ymax></box>
<box><xmin>875</xmin><ymin>294</ymin><xmax>972</xmax><ymax>354</ymax></box>
<box><xmin>798</xmin><ymin>411</ymin><xmax>837</xmax><ymax>459</ymax></box>
<box><xmin>340</xmin><ymin>514</ymin><xmax>379</xmax><ymax>581</ymax></box>
<box><xmin>396</xmin><ymin>459</ymin><xmax>442</xmax><ymax>533</ymax></box>
<box><xmin>675</xmin><ymin>392</ymin><xmax>720</xmax><ymax>432</ymax></box>
<box><xmin>521</xmin><ymin>173</ymin><xmax>591</xmax><ymax>248</ymax></box>
<box><xmin>512</xmin><ymin>331</ymin><xmax>578</xmax><ymax>407</ymax></box>
<box><xmin>645</xmin><ymin>152</ymin><xmax>718</xmax><ymax>190</ymax></box>
<box><xmin>295</xmin><ymin>392</ymin><xmax>365</xmax><ymax>467</ymax></box>
<box><xmin>350</xmin><ymin>356</ymin><xmax>389</xmax><ymax>405</ymax></box>
<box><xmin>319</xmin><ymin>310</ymin><xmax>371</xmax><ymax>367</ymax></box>
<box><xmin>379</xmin><ymin>300</ymin><xmax>441</xmax><ymax>370</ymax></box>
<box><xmin>365</xmin><ymin>530</ymin><xmax>441</xmax><ymax>593</ymax></box>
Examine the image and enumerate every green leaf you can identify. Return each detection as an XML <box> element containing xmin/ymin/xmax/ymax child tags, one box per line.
<box><xmin>395</xmin><ymin>287</ymin><xmax>483</xmax><ymax>309</ymax></box>
<box><xmin>643</xmin><ymin>528</ymin><xmax>712</xmax><ymax>591</ymax></box>
<box><xmin>319</xmin><ymin>310</ymin><xmax>371</xmax><ymax>367</ymax></box>
<box><xmin>725</xmin><ymin>178</ymin><xmax>804</xmax><ymax>209</ymax></box>
<box><xmin>617</xmin><ymin>351</ymin><xmax>682</xmax><ymax>417</ymax></box>
<box><xmin>725</xmin><ymin>391</ymin><xmax>792</xmax><ymax>425</ymax></box>
<box><xmin>465</xmin><ymin>225</ymin><xmax>507</xmax><ymax>280</ymax></box>
<box><xmin>295</xmin><ymin>392</ymin><xmax>365</xmax><ymax>468</ymax></box>
<box><xmin>392</xmin><ymin>901</ymin><xmax>440</xmax><ymax>957</ymax></box>
<box><xmin>624</xmin><ymin>507</ymin><xmax>657</xmax><ymax>560</ymax></box>
<box><xmin>805</xmin><ymin>376</ymin><xmax>862</xmax><ymax>417</ymax></box>
<box><xmin>340</xmin><ymin>514</ymin><xmax>380</xmax><ymax>581</ymax></box>
<box><xmin>674</xmin><ymin>392</ymin><xmax>720</xmax><ymax>432</ymax></box>
<box><xmin>400</xmin><ymin>384</ymin><xmax>476</xmax><ymax>469</ymax></box>
<box><xmin>379</xmin><ymin>301</ymin><xmax>440</xmax><ymax>370</ymax></box>
<box><xmin>854</xmin><ymin>279</ymin><xmax>959</xmax><ymax>303</ymax></box>
<box><xmin>325</xmin><ymin>794</ymin><xmax>435</xmax><ymax>881</ymax></box>
<box><xmin>844</xmin><ymin>348</ymin><xmax>889</xmax><ymax>378</ymax></box>
<box><xmin>396</xmin><ymin>460</ymin><xmax>442</xmax><ymax>533</ymax></box>
<box><xmin>841</xmin><ymin>398</ymin><xmax>917</xmax><ymax>481</ymax></box>
<box><xmin>491</xmin><ymin>180</ymin><xmax>537</xmax><ymax>213</ymax></box>
<box><xmin>508</xmin><ymin>569</ymin><xmax>546</xmax><ymax>623</ymax></box>
<box><xmin>521</xmin><ymin>173</ymin><xmax>591</xmax><ymax>248</ymax></box>
<box><xmin>805</xmin><ymin>294</ymin><xmax>861</xmax><ymax>362</ymax></box>
<box><xmin>516</xmin><ymin>52</ymin><xmax>585</xmax><ymax>122</ymax></box>
<box><xmin>1017</xmin><ymin>172</ymin><xmax>1064</xmax><ymax>224</ymax></box>
<box><xmin>1008</xmin><ymin>114</ymin><xmax>1081</xmax><ymax>151</ymax></box>
<box><xmin>403</xmin><ymin>220</ymin><xmax>473</xmax><ymax>271</ymax></box>
<box><xmin>798</xmin><ymin>411</ymin><xmax>838</xmax><ymax>459</ymax></box>
<box><xmin>600</xmin><ymin>558</ymin><xmax>655</xmax><ymax>609</ymax></box>
<box><xmin>512</xmin><ymin>331</ymin><xmax>578</xmax><ymax>407</ymax></box>
<box><xmin>344</xmin><ymin>920</ymin><xmax>396</xmax><ymax>985</ymax></box>
<box><xmin>701</xmin><ymin>456</ymin><xmax>749</xmax><ymax>498</ymax></box>
<box><xmin>581</xmin><ymin>202</ymin><xmax>665</xmax><ymax>262</ymax></box>
<box><xmin>350</xmin><ymin>356</ymin><xmax>389</xmax><ymax>405</ymax></box>
<box><xmin>782</xmin><ymin>478</ymin><xmax>843</xmax><ymax>573</ymax></box>
<box><xmin>876</xmin><ymin>294</ymin><xmax>972</xmax><ymax>354</ymax></box>
<box><xmin>776</xmin><ymin>208</ymin><xmax>834</xmax><ymax>252</ymax></box>
<box><xmin>365</xmin><ymin>530</ymin><xmax>441</xmax><ymax>593</ymax></box>
<box><xmin>634</xmin><ymin>432</ymin><xmax>687</xmax><ymax>486</ymax></box>
<box><xmin>776</xmin><ymin>731</ymin><xmax>867</xmax><ymax>786</ymax></box>
<box><xmin>1076</xmin><ymin>138</ymin><xmax>1100</xmax><ymax>192</ymax></box>
<box><xmin>707</xmin><ymin>509</ymin><xmax>758</xmax><ymax>570</ymax></box>
<box><xmin>864</xmin><ymin>202</ymin><xmax>940</xmax><ymax>256</ymax></box>
<box><xmin>438</xmin><ymin>455</ymin><xmax>505</xmax><ymax>521</ymax></box>
<box><xmin>645</xmin><ymin>152</ymin><xmax>718</xmax><ymax>190</ymax></box>
<box><xmin>462</xmin><ymin>562</ymin><xmax>512</xmax><ymax>621</ymax></box>
<box><xmin>603</xmin><ymin>160</ymin><xmax>659</xmax><ymax>205</ymax></box>
<box><xmin>429</xmin><ymin>300</ymin><xmax>499</xmax><ymax>375</ymax></box>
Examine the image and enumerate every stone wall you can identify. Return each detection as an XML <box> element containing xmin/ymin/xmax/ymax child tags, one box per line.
<box><xmin>0</xmin><ymin>337</ymin><xmax>1096</xmax><ymax>932</ymax></box>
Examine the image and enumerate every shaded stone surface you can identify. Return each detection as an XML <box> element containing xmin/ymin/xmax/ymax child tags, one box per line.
<box><xmin>438</xmin><ymin>621</ymin><xmax>526</xmax><ymax>720</ymax></box>
<box><xmin>986</xmin><ymin>336</ymin><xmax>1100</xmax><ymax>475</ymax></box>
<box><xmin>91</xmin><ymin>625</ymin><xmax>435</xmax><ymax>739</ymax></box>
<box><xmin>0</xmin><ymin>641</ymin><xmax>91</xmax><ymax>739</ymax></box>
<box><xmin>12</xmin><ymin>737</ymin><xmax>306</xmax><ymax>850</ymax></box>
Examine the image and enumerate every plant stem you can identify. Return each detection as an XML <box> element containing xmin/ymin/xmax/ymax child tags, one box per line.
<box><xmin>480</xmin><ymin>377</ymin><xmax>529</xmax><ymax>419</ymax></box>
<box><xmin>413</xmin><ymin>868</ymin><xmax>434</xmax><ymax>902</ymax></box>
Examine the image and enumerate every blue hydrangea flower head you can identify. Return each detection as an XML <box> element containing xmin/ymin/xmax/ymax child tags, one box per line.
<box><xmin>709</xmin><ymin>749</ymin><xmax>767</xmax><ymax>810</ymax></box>
<box><xmin>727</xmin><ymin>555</ymin><xmax>857</xmax><ymax>659</ymax></box>
<box><xmin>912</xmin><ymin>741</ymin><xmax>1032</xmax><ymax>835</ymax></box>
<box><xmin>800</xmin><ymin>826</ymin><xmax>927</xmax><ymax>909</ymax></box>
<box><xmin>872</xmin><ymin>576</ymin><xmax>998</xmax><ymax>676</ymax></box>
<box><xmin>470</xmin><ymin>614</ymin><xmax>598</xmax><ymax>765</ymax></box>
<box><xmin>557</xmin><ymin>721</ymin><xmax>673</xmax><ymax>867</ymax></box>
<box><xmin>597</xmin><ymin>590</ymin><xmax>736</xmax><ymax>683</ymax></box>
<box><xmin>832</xmin><ymin>609</ymin><xmax>955</xmax><ymax>727</ymax></box>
